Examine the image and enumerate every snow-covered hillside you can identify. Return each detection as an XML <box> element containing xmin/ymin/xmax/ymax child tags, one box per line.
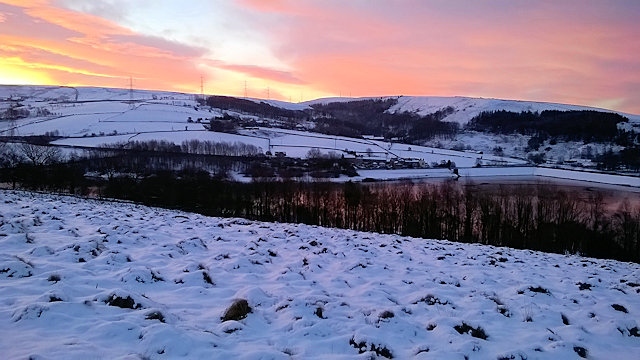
<box><xmin>305</xmin><ymin>95</ymin><xmax>640</xmax><ymax>126</ymax></box>
<box><xmin>1</xmin><ymin>190</ymin><xmax>639</xmax><ymax>359</ymax></box>
<box><xmin>2</xmin><ymin>85</ymin><xmax>639</xmax><ymax>177</ymax></box>
<box><xmin>390</xmin><ymin>96</ymin><xmax>640</xmax><ymax>125</ymax></box>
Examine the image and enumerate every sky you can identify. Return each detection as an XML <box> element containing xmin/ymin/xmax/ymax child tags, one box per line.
<box><xmin>0</xmin><ymin>0</ymin><xmax>639</xmax><ymax>114</ymax></box>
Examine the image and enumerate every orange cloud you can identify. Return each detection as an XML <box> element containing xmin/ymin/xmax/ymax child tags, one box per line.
<box><xmin>236</xmin><ymin>0</ymin><xmax>640</xmax><ymax>113</ymax></box>
<box><xmin>220</xmin><ymin>64</ymin><xmax>304</xmax><ymax>85</ymax></box>
<box><xmin>1</xmin><ymin>0</ymin><xmax>639</xmax><ymax>114</ymax></box>
<box><xmin>0</xmin><ymin>1</ymin><xmax>206</xmax><ymax>92</ymax></box>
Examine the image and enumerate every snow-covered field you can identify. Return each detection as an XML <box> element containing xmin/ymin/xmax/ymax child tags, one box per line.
<box><xmin>1</xmin><ymin>190</ymin><xmax>639</xmax><ymax>359</ymax></box>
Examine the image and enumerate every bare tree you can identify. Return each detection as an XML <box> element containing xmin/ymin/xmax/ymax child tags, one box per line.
<box><xmin>19</xmin><ymin>143</ymin><xmax>62</xmax><ymax>165</ymax></box>
<box><xmin>0</xmin><ymin>142</ymin><xmax>24</xmax><ymax>168</ymax></box>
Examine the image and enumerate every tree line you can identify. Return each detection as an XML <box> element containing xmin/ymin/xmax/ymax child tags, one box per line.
<box><xmin>311</xmin><ymin>99</ymin><xmax>458</xmax><ymax>142</ymax></box>
<box><xmin>5</xmin><ymin>158</ymin><xmax>636</xmax><ymax>262</ymax></box>
<box><xmin>104</xmin><ymin>175</ymin><xmax>640</xmax><ymax>263</ymax></box>
<box><xmin>466</xmin><ymin>110</ymin><xmax>630</xmax><ymax>143</ymax></box>
<box><xmin>107</xmin><ymin>139</ymin><xmax>263</xmax><ymax>157</ymax></box>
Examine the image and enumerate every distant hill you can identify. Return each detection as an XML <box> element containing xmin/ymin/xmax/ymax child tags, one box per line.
<box><xmin>1</xmin><ymin>85</ymin><xmax>638</xmax><ymax>172</ymax></box>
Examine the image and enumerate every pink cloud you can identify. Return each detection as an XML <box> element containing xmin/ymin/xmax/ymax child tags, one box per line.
<box><xmin>1</xmin><ymin>0</ymin><xmax>639</xmax><ymax>114</ymax></box>
<box><xmin>236</xmin><ymin>0</ymin><xmax>640</xmax><ymax>113</ymax></box>
<box><xmin>219</xmin><ymin>64</ymin><xmax>304</xmax><ymax>85</ymax></box>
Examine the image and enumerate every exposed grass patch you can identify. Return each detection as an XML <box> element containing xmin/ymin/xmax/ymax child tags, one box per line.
<box><xmin>528</xmin><ymin>286</ymin><xmax>550</xmax><ymax>294</ymax></box>
<box><xmin>561</xmin><ymin>313</ymin><xmax>570</xmax><ymax>325</ymax></box>
<box><xmin>379</xmin><ymin>310</ymin><xmax>394</xmax><ymax>320</ymax></box>
<box><xmin>145</xmin><ymin>311</ymin><xmax>165</xmax><ymax>323</ymax></box>
<box><xmin>221</xmin><ymin>299</ymin><xmax>251</xmax><ymax>322</ymax></box>
<box><xmin>576</xmin><ymin>282</ymin><xmax>592</xmax><ymax>291</ymax></box>
<box><xmin>106</xmin><ymin>295</ymin><xmax>141</xmax><ymax>309</ymax></box>
<box><xmin>611</xmin><ymin>304</ymin><xmax>628</xmax><ymax>313</ymax></box>
<box><xmin>202</xmin><ymin>271</ymin><xmax>214</xmax><ymax>285</ymax></box>
<box><xmin>573</xmin><ymin>346</ymin><xmax>588</xmax><ymax>358</ymax></box>
<box><xmin>454</xmin><ymin>322</ymin><xmax>488</xmax><ymax>340</ymax></box>
<box><xmin>413</xmin><ymin>294</ymin><xmax>448</xmax><ymax>306</ymax></box>
<box><xmin>349</xmin><ymin>337</ymin><xmax>393</xmax><ymax>359</ymax></box>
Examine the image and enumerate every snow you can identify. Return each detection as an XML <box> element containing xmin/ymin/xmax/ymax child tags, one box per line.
<box><xmin>388</xmin><ymin>96</ymin><xmax>640</xmax><ymax>126</ymax></box>
<box><xmin>1</xmin><ymin>190</ymin><xmax>639</xmax><ymax>359</ymax></box>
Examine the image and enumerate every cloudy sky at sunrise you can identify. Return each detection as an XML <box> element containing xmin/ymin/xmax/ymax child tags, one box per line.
<box><xmin>1</xmin><ymin>0</ymin><xmax>639</xmax><ymax>113</ymax></box>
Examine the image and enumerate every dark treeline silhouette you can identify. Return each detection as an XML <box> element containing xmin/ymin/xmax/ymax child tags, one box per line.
<box><xmin>311</xmin><ymin>99</ymin><xmax>458</xmax><ymax>141</ymax></box>
<box><xmin>2</xmin><ymin>136</ymin><xmax>638</xmax><ymax>262</ymax></box>
<box><xmin>206</xmin><ymin>95</ymin><xmax>307</xmax><ymax>120</ymax></box>
<box><xmin>596</xmin><ymin>146</ymin><xmax>640</xmax><ymax>172</ymax></box>
<box><xmin>103</xmin><ymin>176</ymin><xmax>640</xmax><ymax>262</ymax></box>
<box><xmin>5</xmin><ymin>157</ymin><xmax>637</xmax><ymax>262</ymax></box>
<box><xmin>466</xmin><ymin>110</ymin><xmax>630</xmax><ymax>143</ymax></box>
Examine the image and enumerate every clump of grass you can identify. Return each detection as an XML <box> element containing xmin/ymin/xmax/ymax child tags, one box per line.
<box><xmin>202</xmin><ymin>271</ymin><xmax>214</xmax><ymax>285</ymax></box>
<box><xmin>561</xmin><ymin>313</ymin><xmax>570</xmax><ymax>325</ymax></box>
<box><xmin>576</xmin><ymin>282</ymin><xmax>592</xmax><ymax>291</ymax></box>
<box><xmin>221</xmin><ymin>299</ymin><xmax>251</xmax><ymax>322</ymax></box>
<box><xmin>413</xmin><ymin>294</ymin><xmax>448</xmax><ymax>306</ymax></box>
<box><xmin>528</xmin><ymin>286</ymin><xmax>550</xmax><ymax>294</ymax></box>
<box><xmin>454</xmin><ymin>322</ymin><xmax>488</xmax><ymax>340</ymax></box>
<box><xmin>379</xmin><ymin>310</ymin><xmax>394</xmax><ymax>320</ymax></box>
<box><xmin>349</xmin><ymin>337</ymin><xmax>393</xmax><ymax>359</ymax></box>
<box><xmin>573</xmin><ymin>346</ymin><xmax>588</xmax><ymax>358</ymax></box>
<box><xmin>611</xmin><ymin>304</ymin><xmax>628</xmax><ymax>313</ymax></box>
<box><xmin>47</xmin><ymin>274</ymin><xmax>61</xmax><ymax>283</ymax></box>
<box><xmin>106</xmin><ymin>294</ymin><xmax>141</xmax><ymax>309</ymax></box>
<box><xmin>145</xmin><ymin>311</ymin><xmax>165</xmax><ymax>323</ymax></box>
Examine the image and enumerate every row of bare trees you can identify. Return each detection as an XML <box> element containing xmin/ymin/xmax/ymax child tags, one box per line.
<box><xmin>98</xmin><ymin>175</ymin><xmax>640</xmax><ymax>262</ymax></box>
<box><xmin>3</xmin><ymin>146</ymin><xmax>638</xmax><ymax>262</ymax></box>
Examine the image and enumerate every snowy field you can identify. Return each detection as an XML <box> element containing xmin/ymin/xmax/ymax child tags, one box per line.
<box><xmin>1</xmin><ymin>190</ymin><xmax>639</xmax><ymax>359</ymax></box>
<box><xmin>9</xmin><ymin>85</ymin><xmax>640</xmax><ymax>169</ymax></box>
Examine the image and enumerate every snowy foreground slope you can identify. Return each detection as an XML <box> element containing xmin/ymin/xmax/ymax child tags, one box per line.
<box><xmin>1</xmin><ymin>191</ymin><xmax>639</xmax><ymax>359</ymax></box>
